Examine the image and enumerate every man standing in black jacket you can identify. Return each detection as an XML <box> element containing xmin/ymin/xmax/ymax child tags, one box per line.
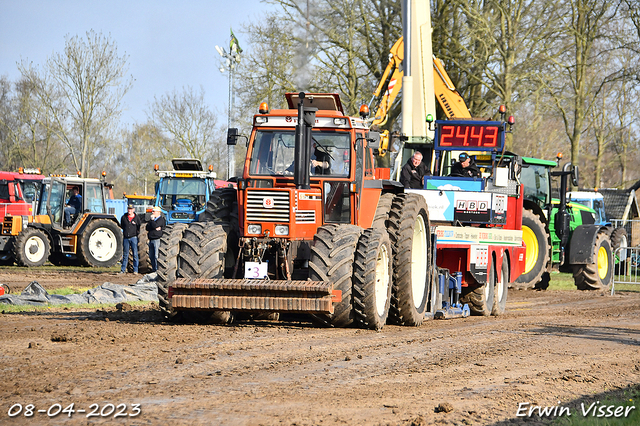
<box><xmin>146</xmin><ymin>206</ymin><xmax>166</xmax><ymax>272</ymax></box>
<box><xmin>119</xmin><ymin>204</ymin><xmax>142</xmax><ymax>274</ymax></box>
<box><xmin>400</xmin><ymin>151</ymin><xmax>430</xmax><ymax>189</ymax></box>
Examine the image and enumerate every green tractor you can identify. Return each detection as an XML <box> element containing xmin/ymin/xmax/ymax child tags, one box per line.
<box><xmin>514</xmin><ymin>158</ymin><xmax>614</xmax><ymax>290</ymax></box>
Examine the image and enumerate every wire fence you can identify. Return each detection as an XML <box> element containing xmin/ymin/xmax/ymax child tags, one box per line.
<box><xmin>612</xmin><ymin>246</ymin><xmax>640</xmax><ymax>295</ymax></box>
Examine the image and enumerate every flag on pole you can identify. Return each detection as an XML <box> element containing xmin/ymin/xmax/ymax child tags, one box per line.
<box><xmin>230</xmin><ymin>28</ymin><xmax>243</xmax><ymax>54</ymax></box>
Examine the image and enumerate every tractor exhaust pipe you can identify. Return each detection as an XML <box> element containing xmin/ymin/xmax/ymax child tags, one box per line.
<box><xmin>294</xmin><ymin>92</ymin><xmax>317</xmax><ymax>189</ymax></box>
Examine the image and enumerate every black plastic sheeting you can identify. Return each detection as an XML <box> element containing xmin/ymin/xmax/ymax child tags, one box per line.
<box><xmin>0</xmin><ymin>276</ymin><xmax>158</xmax><ymax>306</ymax></box>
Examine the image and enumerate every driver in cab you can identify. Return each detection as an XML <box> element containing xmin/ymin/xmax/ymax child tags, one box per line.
<box><xmin>450</xmin><ymin>152</ymin><xmax>481</xmax><ymax>178</ymax></box>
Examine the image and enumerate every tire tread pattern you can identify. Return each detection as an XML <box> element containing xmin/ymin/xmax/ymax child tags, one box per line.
<box><xmin>573</xmin><ymin>232</ymin><xmax>612</xmax><ymax>290</ymax></box>
<box><xmin>512</xmin><ymin>210</ymin><xmax>550</xmax><ymax>290</ymax></box>
<box><xmin>309</xmin><ymin>224</ymin><xmax>361</xmax><ymax>327</ymax></box>
<box><xmin>353</xmin><ymin>228</ymin><xmax>392</xmax><ymax>330</ymax></box>
<box><xmin>156</xmin><ymin>223</ymin><xmax>187</xmax><ymax>316</ymax></box>
<box><xmin>14</xmin><ymin>228</ymin><xmax>51</xmax><ymax>267</ymax></box>
<box><xmin>387</xmin><ymin>193</ymin><xmax>430</xmax><ymax>326</ymax></box>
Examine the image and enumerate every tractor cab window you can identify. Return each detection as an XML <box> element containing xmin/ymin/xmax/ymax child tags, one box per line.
<box><xmin>159</xmin><ymin>178</ymin><xmax>206</xmax><ymax>211</ymax></box>
<box><xmin>249</xmin><ymin>130</ymin><xmax>351</xmax><ymax>177</ymax></box>
<box><xmin>85</xmin><ymin>183</ymin><xmax>105</xmax><ymax>213</ymax></box>
<box><xmin>0</xmin><ymin>183</ymin><xmax>9</xmax><ymax>201</ymax></box>
<box><xmin>39</xmin><ymin>181</ymin><xmax>65</xmax><ymax>225</ymax></box>
<box><xmin>521</xmin><ymin>164</ymin><xmax>550</xmax><ymax>208</ymax></box>
<box><xmin>19</xmin><ymin>180</ymin><xmax>41</xmax><ymax>203</ymax></box>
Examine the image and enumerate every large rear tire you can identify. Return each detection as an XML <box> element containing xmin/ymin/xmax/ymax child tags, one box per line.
<box><xmin>78</xmin><ymin>219</ymin><xmax>123</xmax><ymax>268</ymax></box>
<box><xmin>128</xmin><ymin>228</ymin><xmax>152</xmax><ymax>274</ymax></box>
<box><xmin>309</xmin><ymin>224</ymin><xmax>362</xmax><ymax>327</ymax></box>
<box><xmin>353</xmin><ymin>228</ymin><xmax>392</xmax><ymax>330</ymax></box>
<box><xmin>492</xmin><ymin>256</ymin><xmax>509</xmax><ymax>316</ymax></box>
<box><xmin>156</xmin><ymin>223</ymin><xmax>187</xmax><ymax>317</ymax></box>
<box><xmin>387</xmin><ymin>193</ymin><xmax>430</xmax><ymax>326</ymax></box>
<box><xmin>177</xmin><ymin>222</ymin><xmax>230</xmax><ymax>323</ymax></box>
<box><xmin>199</xmin><ymin>187</ymin><xmax>239</xmax><ymax>277</ymax></box>
<box><xmin>573</xmin><ymin>232</ymin><xmax>613</xmax><ymax>290</ymax></box>
<box><xmin>178</xmin><ymin>222</ymin><xmax>227</xmax><ymax>279</ymax></box>
<box><xmin>512</xmin><ymin>210</ymin><xmax>549</xmax><ymax>290</ymax></box>
<box><xmin>14</xmin><ymin>228</ymin><xmax>50</xmax><ymax>267</ymax></box>
<box><xmin>371</xmin><ymin>193</ymin><xmax>395</xmax><ymax>229</ymax></box>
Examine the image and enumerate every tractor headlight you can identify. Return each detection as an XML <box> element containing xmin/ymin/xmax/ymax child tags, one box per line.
<box><xmin>247</xmin><ymin>224</ymin><xmax>262</xmax><ymax>235</ymax></box>
<box><xmin>274</xmin><ymin>225</ymin><xmax>289</xmax><ymax>236</ymax></box>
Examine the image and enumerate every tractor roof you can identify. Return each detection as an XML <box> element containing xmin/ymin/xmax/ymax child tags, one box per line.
<box><xmin>284</xmin><ymin>93</ymin><xmax>344</xmax><ymax>113</ymax></box>
<box><xmin>521</xmin><ymin>156</ymin><xmax>557</xmax><ymax>167</ymax></box>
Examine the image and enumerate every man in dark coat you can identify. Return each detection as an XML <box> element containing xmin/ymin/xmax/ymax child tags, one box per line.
<box><xmin>450</xmin><ymin>152</ymin><xmax>481</xmax><ymax>178</ymax></box>
<box><xmin>400</xmin><ymin>151</ymin><xmax>430</xmax><ymax>189</ymax></box>
<box><xmin>119</xmin><ymin>204</ymin><xmax>142</xmax><ymax>274</ymax></box>
<box><xmin>146</xmin><ymin>206</ymin><xmax>166</xmax><ymax>272</ymax></box>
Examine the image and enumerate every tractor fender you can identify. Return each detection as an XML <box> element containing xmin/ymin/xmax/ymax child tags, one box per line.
<box><xmin>568</xmin><ymin>225</ymin><xmax>608</xmax><ymax>265</ymax></box>
<box><xmin>74</xmin><ymin>214</ymin><xmax>120</xmax><ymax>235</ymax></box>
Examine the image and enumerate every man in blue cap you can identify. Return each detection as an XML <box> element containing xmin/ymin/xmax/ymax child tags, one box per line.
<box><xmin>450</xmin><ymin>152</ymin><xmax>481</xmax><ymax>178</ymax></box>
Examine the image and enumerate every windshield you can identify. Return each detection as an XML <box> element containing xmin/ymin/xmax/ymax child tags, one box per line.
<box><xmin>249</xmin><ymin>130</ymin><xmax>351</xmax><ymax>177</ymax></box>
<box><xmin>158</xmin><ymin>178</ymin><xmax>206</xmax><ymax>210</ymax></box>
<box><xmin>127</xmin><ymin>198</ymin><xmax>153</xmax><ymax>206</ymax></box>
<box><xmin>18</xmin><ymin>180</ymin><xmax>41</xmax><ymax>203</ymax></box>
<box><xmin>522</xmin><ymin>164</ymin><xmax>550</xmax><ymax>208</ymax></box>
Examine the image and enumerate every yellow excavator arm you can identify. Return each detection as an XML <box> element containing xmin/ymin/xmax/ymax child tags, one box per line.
<box><xmin>369</xmin><ymin>37</ymin><xmax>471</xmax><ymax>157</ymax></box>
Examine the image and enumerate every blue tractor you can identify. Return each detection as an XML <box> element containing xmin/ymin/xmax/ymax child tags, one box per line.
<box><xmin>153</xmin><ymin>158</ymin><xmax>219</xmax><ymax>225</ymax></box>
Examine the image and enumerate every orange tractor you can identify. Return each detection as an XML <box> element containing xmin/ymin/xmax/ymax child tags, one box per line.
<box><xmin>157</xmin><ymin>92</ymin><xmax>526</xmax><ymax>329</ymax></box>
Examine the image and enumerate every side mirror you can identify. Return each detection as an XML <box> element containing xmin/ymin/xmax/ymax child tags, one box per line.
<box><xmin>227</xmin><ymin>128</ymin><xmax>239</xmax><ymax>146</ymax></box>
<box><xmin>367</xmin><ymin>131</ymin><xmax>381</xmax><ymax>149</ymax></box>
<box><xmin>571</xmin><ymin>165</ymin><xmax>579</xmax><ymax>187</ymax></box>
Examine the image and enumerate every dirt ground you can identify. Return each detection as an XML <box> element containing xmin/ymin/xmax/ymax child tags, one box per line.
<box><xmin>0</xmin><ymin>268</ymin><xmax>639</xmax><ymax>425</ymax></box>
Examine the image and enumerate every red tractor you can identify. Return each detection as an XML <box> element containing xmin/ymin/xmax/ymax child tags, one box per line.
<box><xmin>157</xmin><ymin>92</ymin><xmax>525</xmax><ymax>329</ymax></box>
<box><xmin>0</xmin><ymin>168</ymin><xmax>44</xmax><ymax>265</ymax></box>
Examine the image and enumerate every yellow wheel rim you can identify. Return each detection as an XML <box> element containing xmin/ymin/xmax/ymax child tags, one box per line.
<box><xmin>522</xmin><ymin>225</ymin><xmax>538</xmax><ymax>275</ymax></box>
<box><xmin>597</xmin><ymin>246</ymin><xmax>609</xmax><ymax>280</ymax></box>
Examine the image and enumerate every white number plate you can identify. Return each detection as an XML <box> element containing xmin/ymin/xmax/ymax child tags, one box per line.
<box><xmin>244</xmin><ymin>262</ymin><xmax>268</xmax><ymax>279</ymax></box>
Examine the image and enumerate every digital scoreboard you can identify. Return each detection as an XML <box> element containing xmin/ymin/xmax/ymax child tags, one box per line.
<box><xmin>435</xmin><ymin>121</ymin><xmax>505</xmax><ymax>151</ymax></box>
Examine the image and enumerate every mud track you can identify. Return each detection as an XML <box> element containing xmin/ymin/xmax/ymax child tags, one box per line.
<box><xmin>0</xmin><ymin>268</ymin><xmax>639</xmax><ymax>425</ymax></box>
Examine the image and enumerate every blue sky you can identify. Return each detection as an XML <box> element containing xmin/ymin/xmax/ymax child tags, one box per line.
<box><xmin>0</xmin><ymin>0</ymin><xmax>275</xmax><ymax>126</ymax></box>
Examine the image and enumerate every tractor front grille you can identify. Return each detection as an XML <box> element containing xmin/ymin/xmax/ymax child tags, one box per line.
<box><xmin>246</xmin><ymin>190</ymin><xmax>290</xmax><ymax>223</ymax></box>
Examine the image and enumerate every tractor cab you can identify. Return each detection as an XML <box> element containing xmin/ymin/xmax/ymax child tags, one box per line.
<box><xmin>38</xmin><ymin>176</ymin><xmax>107</xmax><ymax>230</ymax></box>
<box><xmin>1</xmin><ymin>174</ymin><xmax>122</xmax><ymax>268</ymax></box>
<box><xmin>153</xmin><ymin>159</ymin><xmax>217</xmax><ymax>224</ymax></box>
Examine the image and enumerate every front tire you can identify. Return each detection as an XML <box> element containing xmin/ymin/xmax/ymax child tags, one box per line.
<box><xmin>176</xmin><ymin>222</ymin><xmax>230</xmax><ymax>323</ymax></box>
<box><xmin>573</xmin><ymin>232</ymin><xmax>613</xmax><ymax>290</ymax></box>
<box><xmin>14</xmin><ymin>228</ymin><xmax>50</xmax><ymax>267</ymax></box>
<box><xmin>309</xmin><ymin>224</ymin><xmax>362</xmax><ymax>327</ymax></box>
<box><xmin>353</xmin><ymin>228</ymin><xmax>392</xmax><ymax>330</ymax></box>
<box><xmin>78</xmin><ymin>219</ymin><xmax>123</xmax><ymax>268</ymax></box>
<box><xmin>156</xmin><ymin>223</ymin><xmax>187</xmax><ymax>317</ymax></box>
<box><xmin>513</xmin><ymin>210</ymin><xmax>549</xmax><ymax>290</ymax></box>
<box><xmin>387</xmin><ymin>193</ymin><xmax>430</xmax><ymax>326</ymax></box>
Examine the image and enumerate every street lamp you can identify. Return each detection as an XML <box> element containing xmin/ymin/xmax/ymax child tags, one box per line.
<box><xmin>215</xmin><ymin>30</ymin><xmax>242</xmax><ymax>180</ymax></box>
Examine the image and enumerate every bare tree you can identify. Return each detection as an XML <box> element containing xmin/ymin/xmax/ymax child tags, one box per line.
<box><xmin>0</xmin><ymin>76</ymin><xmax>68</xmax><ymax>173</ymax></box>
<box><xmin>537</xmin><ymin>0</ymin><xmax>636</xmax><ymax>168</ymax></box>
<box><xmin>17</xmin><ymin>30</ymin><xmax>132</xmax><ymax>177</ymax></box>
<box><xmin>148</xmin><ymin>86</ymin><xmax>227</xmax><ymax>176</ymax></box>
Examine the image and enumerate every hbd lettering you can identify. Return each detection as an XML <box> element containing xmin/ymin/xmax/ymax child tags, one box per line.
<box><xmin>456</xmin><ymin>200</ymin><xmax>488</xmax><ymax>211</ymax></box>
